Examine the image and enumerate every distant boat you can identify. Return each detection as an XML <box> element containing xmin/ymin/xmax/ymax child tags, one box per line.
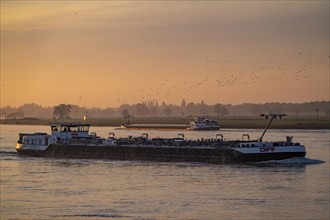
<box><xmin>188</xmin><ymin>117</ymin><xmax>220</xmax><ymax>131</ymax></box>
<box><xmin>122</xmin><ymin>123</ymin><xmax>188</xmax><ymax>130</ymax></box>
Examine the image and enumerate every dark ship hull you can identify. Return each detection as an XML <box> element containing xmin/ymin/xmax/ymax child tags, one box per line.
<box><xmin>17</xmin><ymin>144</ymin><xmax>306</xmax><ymax>164</ymax></box>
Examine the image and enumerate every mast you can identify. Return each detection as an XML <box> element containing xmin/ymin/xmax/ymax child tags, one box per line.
<box><xmin>258</xmin><ymin>113</ymin><xmax>287</xmax><ymax>142</ymax></box>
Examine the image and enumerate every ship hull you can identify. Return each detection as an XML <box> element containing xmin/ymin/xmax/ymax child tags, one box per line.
<box><xmin>234</xmin><ymin>151</ymin><xmax>306</xmax><ymax>162</ymax></box>
<box><xmin>17</xmin><ymin>144</ymin><xmax>306</xmax><ymax>164</ymax></box>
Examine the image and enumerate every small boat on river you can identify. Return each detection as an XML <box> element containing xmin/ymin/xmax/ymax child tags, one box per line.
<box><xmin>16</xmin><ymin>114</ymin><xmax>306</xmax><ymax>164</ymax></box>
<box><xmin>188</xmin><ymin>117</ymin><xmax>220</xmax><ymax>130</ymax></box>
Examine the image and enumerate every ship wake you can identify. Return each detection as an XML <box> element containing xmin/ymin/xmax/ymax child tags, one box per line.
<box><xmin>256</xmin><ymin>157</ymin><xmax>324</xmax><ymax>165</ymax></box>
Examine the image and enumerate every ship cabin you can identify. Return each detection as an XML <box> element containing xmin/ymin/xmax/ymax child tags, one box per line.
<box><xmin>18</xmin><ymin>133</ymin><xmax>49</xmax><ymax>146</ymax></box>
<box><xmin>50</xmin><ymin>123</ymin><xmax>91</xmax><ymax>139</ymax></box>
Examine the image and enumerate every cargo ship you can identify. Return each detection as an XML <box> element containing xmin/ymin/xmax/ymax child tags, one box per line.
<box><xmin>16</xmin><ymin>114</ymin><xmax>306</xmax><ymax>164</ymax></box>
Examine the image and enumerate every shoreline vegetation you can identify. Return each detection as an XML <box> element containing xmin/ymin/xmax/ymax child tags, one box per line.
<box><xmin>1</xmin><ymin>117</ymin><xmax>329</xmax><ymax>130</ymax></box>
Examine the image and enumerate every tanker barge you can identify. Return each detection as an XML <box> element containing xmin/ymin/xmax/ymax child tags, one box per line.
<box><xmin>16</xmin><ymin>114</ymin><xmax>306</xmax><ymax>164</ymax></box>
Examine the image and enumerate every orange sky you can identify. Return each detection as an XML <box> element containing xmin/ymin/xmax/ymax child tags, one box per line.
<box><xmin>1</xmin><ymin>1</ymin><xmax>329</xmax><ymax>108</ymax></box>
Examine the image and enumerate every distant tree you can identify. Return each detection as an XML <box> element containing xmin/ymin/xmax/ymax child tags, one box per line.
<box><xmin>214</xmin><ymin>104</ymin><xmax>222</xmax><ymax>117</ymax></box>
<box><xmin>219</xmin><ymin>106</ymin><xmax>229</xmax><ymax>117</ymax></box>
<box><xmin>135</xmin><ymin>103</ymin><xmax>150</xmax><ymax>116</ymax></box>
<box><xmin>273</xmin><ymin>106</ymin><xmax>283</xmax><ymax>114</ymax></box>
<box><xmin>117</xmin><ymin>104</ymin><xmax>131</xmax><ymax>116</ymax></box>
<box><xmin>149</xmin><ymin>106</ymin><xmax>158</xmax><ymax>116</ymax></box>
<box><xmin>70</xmin><ymin>105</ymin><xmax>88</xmax><ymax>119</ymax></box>
<box><xmin>121</xmin><ymin>109</ymin><xmax>130</xmax><ymax>119</ymax></box>
<box><xmin>186</xmin><ymin>102</ymin><xmax>196</xmax><ymax>115</ymax></box>
<box><xmin>164</xmin><ymin>107</ymin><xmax>173</xmax><ymax>116</ymax></box>
<box><xmin>7</xmin><ymin>109</ymin><xmax>24</xmax><ymax>119</ymax></box>
<box><xmin>293</xmin><ymin>108</ymin><xmax>301</xmax><ymax>116</ymax></box>
<box><xmin>103</xmin><ymin>107</ymin><xmax>116</xmax><ymax>117</ymax></box>
<box><xmin>0</xmin><ymin>106</ymin><xmax>14</xmax><ymax>119</ymax></box>
<box><xmin>6</xmin><ymin>113</ymin><xmax>15</xmax><ymax>119</ymax></box>
<box><xmin>325</xmin><ymin>109</ymin><xmax>330</xmax><ymax>119</ymax></box>
<box><xmin>88</xmin><ymin>108</ymin><xmax>101</xmax><ymax>118</ymax></box>
<box><xmin>53</xmin><ymin>104</ymin><xmax>72</xmax><ymax>119</ymax></box>
<box><xmin>251</xmin><ymin>105</ymin><xmax>264</xmax><ymax>115</ymax></box>
<box><xmin>199</xmin><ymin>104</ymin><xmax>208</xmax><ymax>115</ymax></box>
<box><xmin>70</xmin><ymin>105</ymin><xmax>82</xmax><ymax>118</ymax></box>
<box><xmin>17</xmin><ymin>109</ymin><xmax>25</xmax><ymax>118</ymax></box>
<box><xmin>214</xmin><ymin>104</ymin><xmax>229</xmax><ymax>117</ymax></box>
<box><xmin>221</xmin><ymin>106</ymin><xmax>229</xmax><ymax>116</ymax></box>
<box><xmin>197</xmin><ymin>100</ymin><xmax>208</xmax><ymax>115</ymax></box>
<box><xmin>181</xmin><ymin>99</ymin><xmax>187</xmax><ymax>108</ymax></box>
<box><xmin>18</xmin><ymin>103</ymin><xmax>49</xmax><ymax>118</ymax></box>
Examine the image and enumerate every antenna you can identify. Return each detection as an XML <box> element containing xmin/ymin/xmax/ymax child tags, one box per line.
<box><xmin>258</xmin><ymin>113</ymin><xmax>287</xmax><ymax>142</ymax></box>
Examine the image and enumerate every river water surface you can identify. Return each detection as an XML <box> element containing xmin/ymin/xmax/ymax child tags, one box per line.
<box><xmin>0</xmin><ymin>125</ymin><xmax>329</xmax><ymax>220</ymax></box>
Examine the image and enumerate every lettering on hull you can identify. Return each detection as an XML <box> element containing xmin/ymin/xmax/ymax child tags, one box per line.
<box><xmin>260</xmin><ymin>147</ymin><xmax>276</xmax><ymax>153</ymax></box>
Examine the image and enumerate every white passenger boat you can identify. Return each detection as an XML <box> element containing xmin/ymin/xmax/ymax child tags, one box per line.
<box><xmin>188</xmin><ymin>117</ymin><xmax>220</xmax><ymax>130</ymax></box>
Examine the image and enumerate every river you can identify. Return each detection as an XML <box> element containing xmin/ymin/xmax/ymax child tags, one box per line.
<box><xmin>0</xmin><ymin>125</ymin><xmax>329</xmax><ymax>219</ymax></box>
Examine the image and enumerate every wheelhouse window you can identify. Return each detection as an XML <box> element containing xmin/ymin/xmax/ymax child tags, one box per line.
<box><xmin>78</xmin><ymin>125</ymin><xmax>89</xmax><ymax>132</ymax></box>
<box><xmin>61</xmin><ymin>126</ymin><xmax>70</xmax><ymax>132</ymax></box>
<box><xmin>69</xmin><ymin>126</ymin><xmax>79</xmax><ymax>132</ymax></box>
<box><xmin>58</xmin><ymin>125</ymin><xmax>89</xmax><ymax>132</ymax></box>
<box><xmin>51</xmin><ymin>124</ymin><xmax>90</xmax><ymax>133</ymax></box>
<box><xmin>51</xmin><ymin>126</ymin><xmax>60</xmax><ymax>132</ymax></box>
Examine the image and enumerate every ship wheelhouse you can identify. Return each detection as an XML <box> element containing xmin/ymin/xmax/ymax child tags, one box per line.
<box><xmin>50</xmin><ymin>123</ymin><xmax>91</xmax><ymax>139</ymax></box>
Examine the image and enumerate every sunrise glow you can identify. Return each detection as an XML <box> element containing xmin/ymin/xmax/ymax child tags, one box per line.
<box><xmin>1</xmin><ymin>1</ymin><xmax>329</xmax><ymax>108</ymax></box>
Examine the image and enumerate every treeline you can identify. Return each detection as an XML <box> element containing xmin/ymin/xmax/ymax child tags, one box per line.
<box><xmin>0</xmin><ymin>101</ymin><xmax>329</xmax><ymax>119</ymax></box>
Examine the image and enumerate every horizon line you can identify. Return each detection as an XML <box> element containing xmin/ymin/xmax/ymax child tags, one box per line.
<box><xmin>1</xmin><ymin>100</ymin><xmax>329</xmax><ymax>109</ymax></box>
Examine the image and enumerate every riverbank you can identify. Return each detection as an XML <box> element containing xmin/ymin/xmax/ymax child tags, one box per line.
<box><xmin>0</xmin><ymin>117</ymin><xmax>329</xmax><ymax>129</ymax></box>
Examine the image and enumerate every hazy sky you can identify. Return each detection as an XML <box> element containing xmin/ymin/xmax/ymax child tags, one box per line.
<box><xmin>1</xmin><ymin>1</ymin><xmax>329</xmax><ymax>108</ymax></box>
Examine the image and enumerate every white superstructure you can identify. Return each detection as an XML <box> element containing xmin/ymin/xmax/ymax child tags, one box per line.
<box><xmin>188</xmin><ymin>117</ymin><xmax>220</xmax><ymax>130</ymax></box>
<box><xmin>16</xmin><ymin>123</ymin><xmax>91</xmax><ymax>152</ymax></box>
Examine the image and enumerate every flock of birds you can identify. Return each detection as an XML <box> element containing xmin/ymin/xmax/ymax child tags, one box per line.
<box><xmin>69</xmin><ymin>10</ymin><xmax>330</xmax><ymax>106</ymax></box>
<box><xmin>68</xmin><ymin>4</ymin><xmax>328</xmax><ymax>106</ymax></box>
<box><xmin>71</xmin><ymin>51</ymin><xmax>328</xmax><ymax>107</ymax></box>
<box><xmin>109</xmin><ymin>53</ymin><xmax>328</xmax><ymax>105</ymax></box>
